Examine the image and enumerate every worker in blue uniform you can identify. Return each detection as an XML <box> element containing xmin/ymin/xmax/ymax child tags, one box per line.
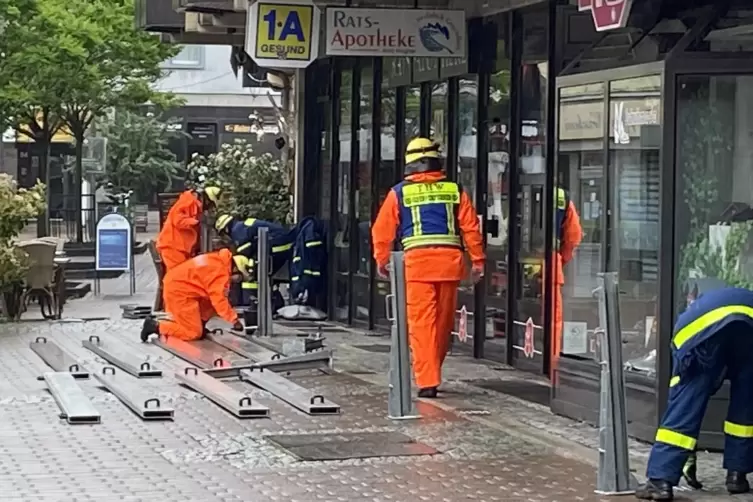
<box><xmin>637</xmin><ymin>287</ymin><xmax>753</xmax><ymax>500</ymax></box>
<box><xmin>215</xmin><ymin>214</ymin><xmax>295</xmax><ymax>306</ymax></box>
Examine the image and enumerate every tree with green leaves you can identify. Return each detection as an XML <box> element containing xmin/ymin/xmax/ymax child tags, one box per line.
<box><xmin>97</xmin><ymin>109</ymin><xmax>185</xmax><ymax>203</ymax></box>
<box><xmin>0</xmin><ymin>0</ymin><xmax>68</xmax><ymax>236</ymax></box>
<box><xmin>45</xmin><ymin>0</ymin><xmax>178</xmax><ymax>240</ymax></box>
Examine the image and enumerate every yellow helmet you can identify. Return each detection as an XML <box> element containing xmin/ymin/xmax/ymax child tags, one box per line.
<box><xmin>232</xmin><ymin>255</ymin><xmax>252</xmax><ymax>280</ymax></box>
<box><xmin>405</xmin><ymin>137</ymin><xmax>442</xmax><ymax>173</ymax></box>
<box><xmin>215</xmin><ymin>214</ymin><xmax>233</xmax><ymax>232</ymax></box>
<box><xmin>204</xmin><ymin>186</ymin><xmax>221</xmax><ymax>203</ymax></box>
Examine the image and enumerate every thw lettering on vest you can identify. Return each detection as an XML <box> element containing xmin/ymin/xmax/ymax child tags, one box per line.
<box><xmin>402</xmin><ymin>182</ymin><xmax>461</xmax><ymax>207</ymax></box>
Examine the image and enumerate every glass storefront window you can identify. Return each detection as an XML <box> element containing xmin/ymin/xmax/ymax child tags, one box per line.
<box><xmin>354</xmin><ymin>63</ymin><xmax>373</xmax><ymax>324</ymax></box>
<box><xmin>334</xmin><ymin>69</ymin><xmax>353</xmax><ymax>323</ymax></box>
<box><xmin>675</xmin><ymin>74</ymin><xmax>753</xmax><ymax>320</ymax></box>
<box><xmin>609</xmin><ymin>76</ymin><xmax>662</xmax><ymax>378</ymax></box>
<box><xmin>405</xmin><ymin>85</ymin><xmax>421</xmax><ymax>143</ymax></box>
<box><xmin>557</xmin><ymin>83</ymin><xmax>606</xmax><ymax>364</ymax></box>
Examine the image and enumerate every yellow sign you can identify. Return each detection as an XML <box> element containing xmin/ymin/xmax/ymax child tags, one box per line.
<box><xmin>247</xmin><ymin>0</ymin><xmax>320</xmax><ymax>69</ymax></box>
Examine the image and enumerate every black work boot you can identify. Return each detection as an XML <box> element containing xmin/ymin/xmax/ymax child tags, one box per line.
<box><xmin>140</xmin><ymin>316</ymin><xmax>159</xmax><ymax>343</ymax></box>
<box><xmin>635</xmin><ymin>479</ymin><xmax>673</xmax><ymax>500</ymax></box>
<box><xmin>418</xmin><ymin>387</ymin><xmax>438</xmax><ymax>398</ymax></box>
<box><xmin>726</xmin><ymin>471</ymin><xmax>750</xmax><ymax>494</ymax></box>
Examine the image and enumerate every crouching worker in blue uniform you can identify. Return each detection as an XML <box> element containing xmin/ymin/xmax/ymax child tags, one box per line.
<box><xmin>214</xmin><ymin>214</ymin><xmax>295</xmax><ymax>307</ymax></box>
<box><xmin>637</xmin><ymin>287</ymin><xmax>753</xmax><ymax>500</ymax></box>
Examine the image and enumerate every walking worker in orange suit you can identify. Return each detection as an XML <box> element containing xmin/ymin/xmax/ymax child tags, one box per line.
<box><xmin>372</xmin><ymin>137</ymin><xmax>485</xmax><ymax>398</ymax></box>
<box><xmin>139</xmin><ymin>248</ymin><xmax>248</xmax><ymax>342</ymax></box>
<box><xmin>551</xmin><ymin>186</ymin><xmax>583</xmax><ymax>374</ymax></box>
<box><xmin>156</xmin><ymin>186</ymin><xmax>221</xmax><ymax>272</ymax></box>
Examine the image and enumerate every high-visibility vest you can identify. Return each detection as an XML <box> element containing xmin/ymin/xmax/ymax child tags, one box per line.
<box><xmin>394</xmin><ymin>181</ymin><xmax>462</xmax><ymax>251</ymax></box>
<box><xmin>555</xmin><ymin>187</ymin><xmax>569</xmax><ymax>251</ymax></box>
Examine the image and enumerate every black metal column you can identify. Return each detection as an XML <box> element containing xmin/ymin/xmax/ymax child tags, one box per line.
<box><xmin>474</xmin><ymin>70</ymin><xmax>490</xmax><ymax>360</ymax></box>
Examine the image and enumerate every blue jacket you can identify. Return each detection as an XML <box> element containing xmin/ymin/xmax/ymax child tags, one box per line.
<box><xmin>227</xmin><ymin>217</ymin><xmax>295</xmax><ymax>274</ymax></box>
<box><xmin>673</xmin><ymin>287</ymin><xmax>753</xmax><ymax>373</ymax></box>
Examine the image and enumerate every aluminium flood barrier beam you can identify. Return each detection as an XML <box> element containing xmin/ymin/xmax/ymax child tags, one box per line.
<box><xmin>240</xmin><ymin>368</ymin><xmax>340</xmax><ymax>415</ymax></box>
<box><xmin>204</xmin><ymin>330</ymin><xmax>279</xmax><ymax>362</ymax></box>
<box><xmin>93</xmin><ymin>367</ymin><xmax>174</xmax><ymax>421</ymax></box>
<box><xmin>203</xmin><ymin>350</ymin><xmax>334</xmax><ymax>379</ymax></box>
<box><xmin>152</xmin><ymin>336</ymin><xmax>249</xmax><ymax>369</ymax></box>
<box><xmin>31</xmin><ymin>337</ymin><xmax>89</xmax><ymax>379</ymax></box>
<box><xmin>175</xmin><ymin>367</ymin><xmax>269</xmax><ymax>418</ymax></box>
<box><xmin>256</xmin><ymin>226</ymin><xmax>274</xmax><ymax>337</ymax></box>
<box><xmin>43</xmin><ymin>372</ymin><xmax>100</xmax><ymax>424</ymax></box>
<box><xmin>83</xmin><ymin>335</ymin><xmax>162</xmax><ymax>378</ymax></box>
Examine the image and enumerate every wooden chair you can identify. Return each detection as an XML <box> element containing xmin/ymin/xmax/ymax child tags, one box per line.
<box><xmin>148</xmin><ymin>240</ymin><xmax>165</xmax><ymax>312</ymax></box>
<box><xmin>17</xmin><ymin>240</ymin><xmax>60</xmax><ymax>319</ymax></box>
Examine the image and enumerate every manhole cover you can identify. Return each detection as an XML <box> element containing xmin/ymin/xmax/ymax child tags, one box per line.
<box><xmin>471</xmin><ymin>379</ymin><xmax>551</xmax><ymax>406</ymax></box>
<box><xmin>265</xmin><ymin>432</ymin><xmax>438</xmax><ymax>461</ymax></box>
<box><xmin>354</xmin><ymin>344</ymin><xmax>391</xmax><ymax>353</ymax></box>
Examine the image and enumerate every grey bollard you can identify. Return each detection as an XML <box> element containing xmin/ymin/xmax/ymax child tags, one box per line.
<box><xmin>386</xmin><ymin>252</ymin><xmax>420</xmax><ymax>420</ymax></box>
<box><xmin>595</xmin><ymin>272</ymin><xmax>638</xmax><ymax>495</ymax></box>
<box><xmin>256</xmin><ymin>226</ymin><xmax>274</xmax><ymax>337</ymax></box>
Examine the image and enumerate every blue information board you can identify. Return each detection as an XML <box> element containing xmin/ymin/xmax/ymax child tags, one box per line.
<box><xmin>96</xmin><ymin>213</ymin><xmax>132</xmax><ymax>271</ymax></box>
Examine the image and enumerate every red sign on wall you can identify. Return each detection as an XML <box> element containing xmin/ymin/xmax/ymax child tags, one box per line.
<box><xmin>578</xmin><ymin>0</ymin><xmax>634</xmax><ymax>32</ymax></box>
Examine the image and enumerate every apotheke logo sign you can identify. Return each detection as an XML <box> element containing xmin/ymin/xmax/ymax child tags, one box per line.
<box><xmin>325</xmin><ymin>8</ymin><xmax>466</xmax><ymax>58</ymax></box>
<box><xmin>578</xmin><ymin>0</ymin><xmax>633</xmax><ymax>32</ymax></box>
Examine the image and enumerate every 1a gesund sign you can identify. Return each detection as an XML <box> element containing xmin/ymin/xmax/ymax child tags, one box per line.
<box><xmin>325</xmin><ymin>8</ymin><xmax>466</xmax><ymax>58</ymax></box>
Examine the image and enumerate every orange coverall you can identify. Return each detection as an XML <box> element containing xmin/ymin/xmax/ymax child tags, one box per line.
<box><xmin>551</xmin><ymin>200</ymin><xmax>582</xmax><ymax>374</ymax></box>
<box><xmin>372</xmin><ymin>172</ymin><xmax>485</xmax><ymax>389</ymax></box>
<box><xmin>158</xmin><ymin>248</ymin><xmax>239</xmax><ymax>341</ymax></box>
<box><xmin>156</xmin><ymin>190</ymin><xmax>202</xmax><ymax>271</ymax></box>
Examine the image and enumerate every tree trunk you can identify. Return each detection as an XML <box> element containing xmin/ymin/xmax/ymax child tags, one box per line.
<box><xmin>74</xmin><ymin>132</ymin><xmax>84</xmax><ymax>243</ymax></box>
<box><xmin>36</xmin><ymin>134</ymin><xmax>51</xmax><ymax>237</ymax></box>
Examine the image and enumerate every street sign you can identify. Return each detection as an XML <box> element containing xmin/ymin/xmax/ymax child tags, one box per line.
<box><xmin>523</xmin><ymin>317</ymin><xmax>535</xmax><ymax>358</ymax></box>
<box><xmin>96</xmin><ymin>213</ymin><xmax>132</xmax><ymax>271</ymax></box>
<box><xmin>245</xmin><ymin>0</ymin><xmax>321</xmax><ymax>69</ymax></box>
<box><xmin>458</xmin><ymin>306</ymin><xmax>468</xmax><ymax>342</ymax></box>
<box><xmin>577</xmin><ymin>0</ymin><xmax>633</xmax><ymax>32</ymax></box>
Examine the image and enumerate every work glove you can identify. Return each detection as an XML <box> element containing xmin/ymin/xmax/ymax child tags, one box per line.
<box><xmin>231</xmin><ymin>320</ymin><xmax>244</xmax><ymax>332</ymax></box>
<box><xmin>471</xmin><ymin>265</ymin><xmax>484</xmax><ymax>284</ymax></box>
<box><xmin>682</xmin><ymin>451</ymin><xmax>703</xmax><ymax>490</ymax></box>
<box><xmin>377</xmin><ymin>264</ymin><xmax>390</xmax><ymax>279</ymax></box>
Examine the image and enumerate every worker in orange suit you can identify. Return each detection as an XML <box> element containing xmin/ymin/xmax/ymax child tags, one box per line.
<box><xmin>156</xmin><ymin>186</ymin><xmax>221</xmax><ymax>272</ymax></box>
<box><xmin>551</xmin><ymin>187</ymin><xmax>583</xmax><ymax>375</ymax></box>
<box><xmin>139</xmin><ymin>248</ymin><xmax>248</xmax><ymax>342</ymax></box>
<box><xmin>372</xmin><ymin>137</ymin><xmax>485</xmax><ymax>398</ymax></box>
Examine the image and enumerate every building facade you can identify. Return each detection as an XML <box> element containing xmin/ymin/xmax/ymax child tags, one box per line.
<box><xmin>139</xmin><ymin>0</ymin><xmax>753</xmax><ymax>449</ymax></box>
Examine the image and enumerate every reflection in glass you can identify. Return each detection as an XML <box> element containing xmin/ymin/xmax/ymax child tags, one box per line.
<box><xmin>455</xmin><ymin>77</ymin><xmax>478</xmax><ymax>345</ymax></box>
<box><xmin>373</xmin><ymin>84</ymin><xmax>397</xmax><ymax>327</ymax></box>
<box><xmin>354</xmin><ymin>63</ymin><xmax>373</xmax><ymax>324</ymax></box>
<box><xmin>675</xmin><ymin>75</ymin><xmax>753</xmax><ymax>349</ymax></box>
<box><xmin>610</xmin><ymin>76</ymin><xmax>662</xmax><ymax>378</ymax></box>
<box><xmin>334</xmin><ymin>69</ymin><xmax>353</xmax><ymax>323</ymax></box>
<box><xmin>431</xmin><ymin>82</ymin><xmax>448</xmax><ymax>151</ymax></box>
<box><xmin>557</xmin><ymin>83</ymin><xmax>605</xmax><ymax>366</ymax></box>
<box><xmin>405</xmin><ymin>85</ymin><xmax>421</xmax><ymax>143</ymax></box>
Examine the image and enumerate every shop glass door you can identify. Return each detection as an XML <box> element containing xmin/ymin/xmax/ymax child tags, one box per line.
<box><xmin>484</xmin><ymin>20</ymin><xmax>512</xmax><ymax>362</ymax></box>
<box><xmin>510</xmin><ymin>60</ymin><xmax>549</xmax><ymax>372</ymax></box>
<box><xmin>354</xmin><ymin>62</ymin><xmax>373</xmax><ymax>325</ymax></box>
<box><xmin>333</xmin><ymin>69</ymin><xmax>353</xmax><ymax>323</ymax></box>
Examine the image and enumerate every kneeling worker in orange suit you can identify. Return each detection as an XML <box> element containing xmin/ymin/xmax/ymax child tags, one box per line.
<box><xmin>156</xmin><ymin>186</ymin><xmax>221</xmax><ymax>273</ymax></box>
<box><xmin>140</xmin><ymin>248</ymin><xmax>248</xmax><ymax>342</ymax></box>
<box><xmin>371</xmin><ymin>137</ymin><xmax>485</xmax><ymax>398</ymax></box>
